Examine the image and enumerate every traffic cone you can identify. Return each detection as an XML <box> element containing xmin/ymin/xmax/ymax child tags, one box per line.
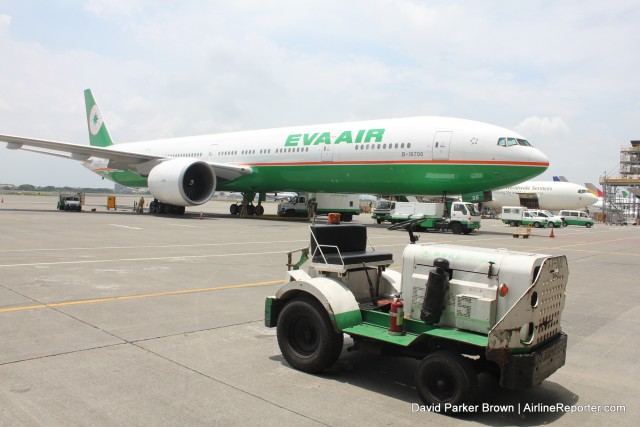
<box><xmin>549</xmin><ymin>227</ymin><xmax>555</xmax><ymax>238</ymax></box>
<box><xmin>199</xmin><ymin>211</ymin><xmax>203</xmax><ymax>220</ymax></box>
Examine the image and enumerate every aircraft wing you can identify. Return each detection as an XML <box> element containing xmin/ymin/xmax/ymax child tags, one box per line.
<box><xmin>0</xmin><ymin>134</ymin><xmax>252</xmax><ymax>181</ymax></box>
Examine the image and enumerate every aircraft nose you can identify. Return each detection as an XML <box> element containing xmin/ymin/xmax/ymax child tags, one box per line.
<box><xmin>530</xmin><ymin>147</ymin><xmax>550</xmax><ymax>168</ymax></box>
<box><xmin>586</xmin><ymin>192</ymin><xmax>598</xmax><ymax>206</ymax></box>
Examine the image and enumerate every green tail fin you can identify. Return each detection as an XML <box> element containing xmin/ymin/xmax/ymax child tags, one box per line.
<box><xmin>84</xmin><ymin>89</ymin><xmax>114</xmax><ymax>147</ymax></box>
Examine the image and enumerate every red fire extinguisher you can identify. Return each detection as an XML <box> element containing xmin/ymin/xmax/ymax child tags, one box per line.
<box><xmin>388</xmin><ymin>293</ymin><xmax>405</xmax><ymax>336</ymax></box>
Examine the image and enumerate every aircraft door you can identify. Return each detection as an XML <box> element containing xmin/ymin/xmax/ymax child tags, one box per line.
<box><xmin>432</xmin><ymin>131</ymin><xmax>452</xmax><ymax>160</ymax></box>
<box><xmin>208</xmin><ymin>144</ymin><xmax>218</xmax><ymax>161</ymax></box>
<box><xmin>321</xmin><ymin>145</ymin><xmax>333</xmax><ymax>162</ymax></box>
<box><xmin>518</xmin><ymin>193</ymin><xmax>540</xmax><ymax>209</ymax></box>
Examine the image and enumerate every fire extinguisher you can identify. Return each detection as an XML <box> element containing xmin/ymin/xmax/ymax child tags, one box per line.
<box><xmin>388</xmin><ymin>293</ymin><xmax>405</xmax><ymax>336</ymax></box>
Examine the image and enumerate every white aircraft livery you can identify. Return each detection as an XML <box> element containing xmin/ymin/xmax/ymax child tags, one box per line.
<box><xmin>0</xmin><ymin>89</ymin><xmax>549</xmax><ymax>215</ymax></box>
<box><xmin>484</xmin><ymin>181</ymin><xmax>598</xmax><ymax>211</ymax></box>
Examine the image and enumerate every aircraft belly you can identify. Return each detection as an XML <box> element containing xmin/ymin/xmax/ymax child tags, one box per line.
<box><xmin>217</xmin><ymin>163</ymin><xmax>547</xmax><ymax>195</ymax></box>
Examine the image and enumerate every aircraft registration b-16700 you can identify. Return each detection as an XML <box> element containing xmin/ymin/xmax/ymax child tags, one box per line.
<box><xmin>1</xmin><ymin>89</ymin><xmax>549</xmax><ymax>215</ymax></box>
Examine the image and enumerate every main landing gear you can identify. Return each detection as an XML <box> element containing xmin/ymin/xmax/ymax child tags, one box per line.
<box><xmin>149</xmin><ymin>199</ymin><xmax>186</xmax><ymax>215</ymax></box>
<box><xmin>229</xmin><ymin>192</ymin><xmax>265</xmax><ymax>217</ymax></box>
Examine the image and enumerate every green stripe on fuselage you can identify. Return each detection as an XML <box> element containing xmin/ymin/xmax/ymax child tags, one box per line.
<box><xmin>98</xmin><ymin>163</ymin><xmax>546</xmax><ymax>194</ymax></box>
<box><xmin>219</xmin><ymin>163</ymin><xmax>547</xmax><ymax>194</ymax></box>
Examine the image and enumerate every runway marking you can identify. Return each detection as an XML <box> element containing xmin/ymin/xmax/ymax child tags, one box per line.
<box><xmin>0</xmin><ymin>279</ymin><xmax>282</xmax><ymax>314</ymax></box>
<box><xmin>109</xmin><ymin>224</ymin><xmax>142</xmax><ymax>230</ymax></box>
<box><xmin>0</xmin><ymin>240</ymin><xmax>309</xmax><ymax>253</ymax></box>
<box><xmin>168</xmin><ymin>223</ymin><xmax>200</xmax><ymax>228</ymax></box>
<box><xmin>0</xmin><ymin>250</ymin><xmax>288</xmax><ymax>268</ymax></box>
<box><xmin>513</xmin><ymin>235</ymin><xmax>640</xmax><ymax>253</ymax></box>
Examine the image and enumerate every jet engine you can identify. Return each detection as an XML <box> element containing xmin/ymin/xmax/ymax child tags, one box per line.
<box><xmin>147</xmin><ymin>158</ymin><xmax>216</xmax><ymax>206</ymax></box>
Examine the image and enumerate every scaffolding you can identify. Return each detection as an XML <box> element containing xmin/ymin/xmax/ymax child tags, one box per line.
<box><xmin>599</xmin><ymin>141</ymin><xmax>640</xmax><ymax>224</ymax></box>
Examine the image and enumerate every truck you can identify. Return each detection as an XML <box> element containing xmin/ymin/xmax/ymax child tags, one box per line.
<box><xmin>56</xmin><ymin>192</ymin><xmax>83</xmax><ymax>211</ymax></box>
<box><xmin>371</xmin><ymin>199</ymin><xmax>394</xmax><ymax>223</ymax></box>
<box><xmin>277</xmin><ymin>193</ymin><xmax>360</xmax><ymax>222</ymax></box>
<box><xmin>371</xmin><ymin>196</ymin><xmax>422</xmax><ymax>224</ymax></box>
<box><xmin>265</xmin><ymin>223</ymin><xmax>568</xmax><ymax>409</ymax></box>
<box><xmin>386</xmin><ymin>201</ymin><xmax>481</xmax><ymax>235</ymax></box>
<box><xmin>501</xmin><ymin>206</ymin><xmax>550</xmax><ymax>228</ymax></box>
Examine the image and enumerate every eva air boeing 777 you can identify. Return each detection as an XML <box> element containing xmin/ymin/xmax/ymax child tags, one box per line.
<box><xmin>1</xmin><ymin>89</ymin><xmax>549</xmax><ymax>215</ymax></box>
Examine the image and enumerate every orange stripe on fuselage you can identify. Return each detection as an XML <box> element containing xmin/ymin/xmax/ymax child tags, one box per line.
<box><xmin>244</xmin><ymin>160</ymin><xmax>550</xmax><ymax>167</ymax></box>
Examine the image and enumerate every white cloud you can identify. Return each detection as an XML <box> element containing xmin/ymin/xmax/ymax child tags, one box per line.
<box><xmin>516</xmin><ymin>116</ymin><xmax>570</xmax><ymax>138</ymax></box>
<box><xmin>0</xmin><ymin>1</ymin><xmax>638</xmax><ymax>187</ymax></box>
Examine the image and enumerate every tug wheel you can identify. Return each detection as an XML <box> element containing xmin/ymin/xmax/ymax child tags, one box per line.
<box><xmin>277</xmin><ymin>297</ymin><xmax>343</xmax><ymax>373</ymax></box>
<box><xmin>416</xmin><ymin>351</ymin><xmax>478</xmax><ymax>408</ymax></box>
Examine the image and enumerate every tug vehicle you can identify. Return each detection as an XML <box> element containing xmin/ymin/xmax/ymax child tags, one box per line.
<box><xmin>265</xmin><ymin>222</ymin><xmax>568</xmax><ymax>408</ymax></box>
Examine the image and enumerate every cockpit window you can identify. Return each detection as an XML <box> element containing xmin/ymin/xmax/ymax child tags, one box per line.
<box><xmin>498</xmin><ymin>137</ymin><xmax>533</xmax><ymax>147</ymax></box>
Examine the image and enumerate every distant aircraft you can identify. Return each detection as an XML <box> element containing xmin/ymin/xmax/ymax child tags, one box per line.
<box><xmin>1</xmin><ymin>89</ymin><xmax>549</xmax><ymax>215</ymax></box>
<box><xmin>484</xmin><ymin>180</ymin><xmax>598</xmax><ymax>211</ymax></box>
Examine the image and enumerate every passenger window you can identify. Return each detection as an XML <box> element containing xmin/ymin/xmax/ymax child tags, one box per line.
<box><xmin>497</xmin><ymin>138</ymin><xmax>506</xmax><ymax>147</ymax></box>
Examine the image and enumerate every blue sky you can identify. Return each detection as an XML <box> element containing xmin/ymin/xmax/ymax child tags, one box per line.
<box><xmin>1</xmin><ymin>0</ymin><xmax>639</xmax><ymax>188</ymax></box>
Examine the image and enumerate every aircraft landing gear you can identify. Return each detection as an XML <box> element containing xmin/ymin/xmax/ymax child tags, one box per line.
<box><xmin>149</xmin><ymin>199</ymin><xmax>186</xmax><ymax>215</ymax></box>
<box><xmin>229</xmin><ymin>192</ymin><xmax>265</xmax><ymax>216</ymax></box>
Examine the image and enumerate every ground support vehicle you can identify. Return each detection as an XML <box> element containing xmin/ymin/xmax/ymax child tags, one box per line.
<box><xmin>512</xmin><ymin>225</ymin><xmax>532</xmax><ymax>238</ymax></box>
<box><xmin>371</xmin><ymin>199</ymin><xmax>393</xmax><ymax>224</ymax></box>
<box><xmin>527</xmin><ymin>209</ymin><xmax>564</xmax><ymax>228</ymax></box>
<box><xmin>57</xmin><ymin>192</ymin><xmax>82</xmax><ymax>211</ymax></box>
<box><xmin>386</xmin><ymin>201</ymin><xmax>481</xmax><ymax>234</ymax></box>
<box><xmin>278</xmin><ymin>193</ymin><xmax>360</xmax><ymax>222</ymax></box>
<box><xmin>558</xmin><ymin>210</ymin><xmax>595</xmax><ymax>228</ymax></box>
<box><xmin>501</xmin><ymin>206</ymin><xmax>550</xmax><ymax>228</ymax></box>
<box><xmin>265</xmin><ymin>224</ymin><xmax>569</xmax><ymax>409</ymax></box>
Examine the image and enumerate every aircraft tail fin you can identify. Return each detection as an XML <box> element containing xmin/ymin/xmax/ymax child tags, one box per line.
<box><xmin>84</xmin><ymin>89</ymin><xmax>114</xmax><ymax>147</ymax></box>
<box><xmin>553</xmin><ymin>175</ymin><xmax>568</xmax><ymax>182</ymax></box>
<box><xmin>584</xmin><ymin>183</ymin><xmax>603</xmax><ymax>197</ymax></box>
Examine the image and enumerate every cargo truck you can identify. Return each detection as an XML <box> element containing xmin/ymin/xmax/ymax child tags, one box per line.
<box><xmin>385</xmin><ymin>201</ymin><xmax>481</xmax><ymax>235</ymax></box>
<box><xmin>278</xmin><ymin>193</ymin><xmax>360</xmax><ymax>222</ymax></box>
<box><xmin>501</xmin><ymin>206</ymin><xmax>550</xmax><ymax>228</ymax></box>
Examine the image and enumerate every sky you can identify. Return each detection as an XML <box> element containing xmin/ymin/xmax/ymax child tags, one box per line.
<box><xmin>0</xmin><ymin>0</ymin><xmax>638</xmax><ymax>188</ymax></box>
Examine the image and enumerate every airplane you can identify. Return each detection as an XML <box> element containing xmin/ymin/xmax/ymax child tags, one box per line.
<box><xmin>0</xmin><ymin>89</ymin><xmax>549</xmax><ymax>215</ymax></box>
<box><xmin>483</xmin><ymin>180</ymin><xmax>598</xmax><ymax>211</ymax></box>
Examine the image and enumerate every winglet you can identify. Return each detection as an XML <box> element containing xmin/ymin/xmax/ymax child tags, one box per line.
<box><xmin>84</xmin><ymin>89</ymin><xmax>114</xmax><ymax>147</ymax></box>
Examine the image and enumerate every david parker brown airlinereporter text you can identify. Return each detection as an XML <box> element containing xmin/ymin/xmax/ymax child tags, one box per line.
<box><xmin>412</xmin><ymin>402</ymin><xmax>627</xmax><ymax>414</ymax></box>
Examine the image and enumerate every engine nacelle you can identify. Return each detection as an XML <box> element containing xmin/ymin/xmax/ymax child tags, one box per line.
<box><xmin>148</xmin><ymin>158</ymin><xmax>216</xmax><ymax>206</ymax></box>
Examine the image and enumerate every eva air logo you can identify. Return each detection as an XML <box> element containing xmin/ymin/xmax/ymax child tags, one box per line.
<box><xmin>89</xmin><ymin>104</ymin><xmax>103</xmax><ymax>136</ymax></box>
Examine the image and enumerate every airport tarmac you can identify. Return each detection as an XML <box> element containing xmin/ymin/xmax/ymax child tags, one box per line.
<box><xmin>1</xmin><ymin>194</ymin><xmax>638</xmax><ymax>426</ymax></box>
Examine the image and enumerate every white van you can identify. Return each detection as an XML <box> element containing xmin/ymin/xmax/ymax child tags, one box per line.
<box><xmin>558</xmin><ymin>210</ymin><xmax>594</xmax><ymax>228</ymax></box>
